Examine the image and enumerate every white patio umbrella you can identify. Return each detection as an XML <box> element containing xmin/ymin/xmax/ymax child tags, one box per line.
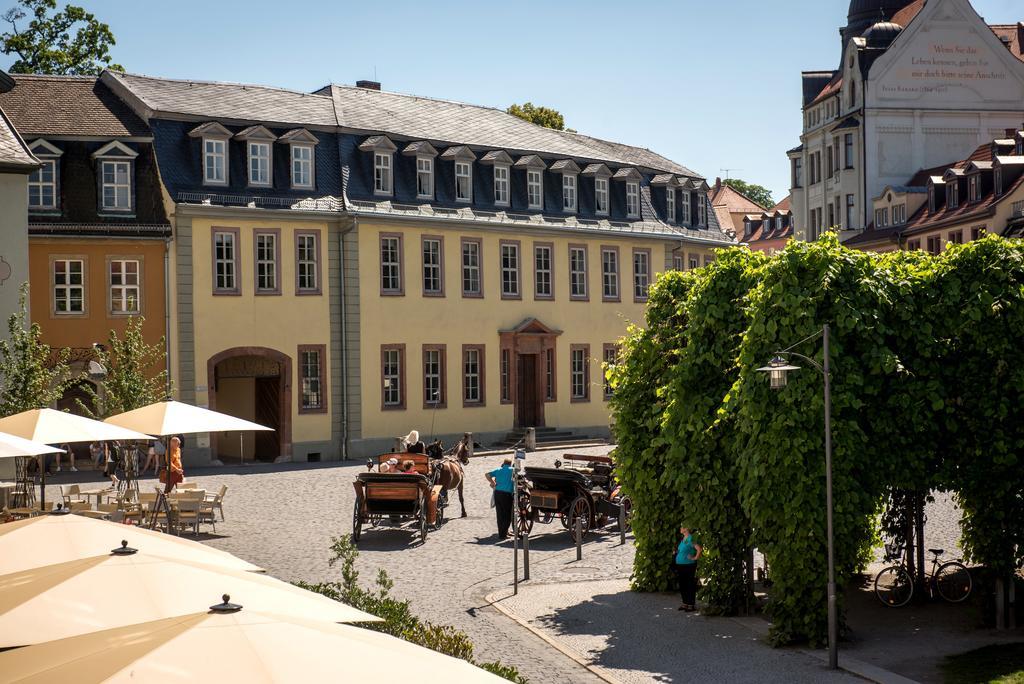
<box><xmin>105</xmin><ymin>400</ymin><xmax>272</xmax><ymax>466</ymax></box>
<box><xmin>0</xmin><ymin>608</ymin><xmax>504</xmax><ymax>683</ymax></box>
<box><xmin>0</xmin><ymin>513</ymin><xmax>263</xmax><ymax>575</ymax></box>
<box><xmin>0</xmin><ymin>431</ymin><xmax>65</xmax><ymax>460</ymax></box>
<box><xmin>0</xmin><ymin>550</ymin><xmax>378</xmax><ymax>648</ymax></box>
<box><xmin>0</xmin><ymin>409</ymin><xmax>152</xmax><ymax>510</ymax></box>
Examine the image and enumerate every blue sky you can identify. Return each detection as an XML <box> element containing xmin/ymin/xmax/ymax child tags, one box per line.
<box><xmin>2</xmin><ymin>0</ymin><xmax>1020</xmax><ymax>201</ymax></box>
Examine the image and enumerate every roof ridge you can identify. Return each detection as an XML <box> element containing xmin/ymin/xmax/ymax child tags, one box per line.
<box><xmin>111</xmin><ymin>71</ymin><xmax>333</xmax><ymax>100</ymax></box>
<box><xmin>10</xmin><ymin>74</ymin><xmax>95</xmax><ymax>81</ymax></box>
<box><xmin>329</xmin><ymin>82</ymin><xmax>517</xmax><ymax>117</ymax></box>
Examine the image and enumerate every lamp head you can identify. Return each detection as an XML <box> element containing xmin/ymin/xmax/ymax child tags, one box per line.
<box><xmin>756</xmin><ymin>355</ymin><xmax>801</xmax><ymax>390</ymax></box>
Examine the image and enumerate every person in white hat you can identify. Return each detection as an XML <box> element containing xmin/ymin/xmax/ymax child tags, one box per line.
<box><xmin>402</xmin><ymin>430</ymin><xmax>425</xmax><ymax>454</ymax></box>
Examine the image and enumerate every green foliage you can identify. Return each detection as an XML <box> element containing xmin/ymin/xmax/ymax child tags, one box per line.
<box><xmin>297</xmin><ymin>535</ymin><xmax>527</xmax><ymax>682</ymax></box>
<box><xmin>611</xmin><ymin>234</ymin><xmax>1024</xmax><ymax>646</ymax></box>
<box><xmin>941</xmin><ymin>642</ymin><xmax>1024</xmax><ymax>684</ymax></box>
<box><xmin>1</xmin><ymin>0</ymin><xmax>122</xmax><ymax>75</ymax></box>
<box><xmin>0</xmin><ymin>283</ymin><xmax>74</xmax><ymax>416</ymax></box>
<box><xmin>77</xmin><ymin>317</ymin><xmax>169</xmax><ymax>419</ymax></box>
<box><xmin>506</xmin><ymin>102</ymin><xmax>565</xmax><ymax>131</ymax></box>
<box><xmin>723</xmin><ymin>179</ymin><xmax>774</xmax><ymax>210</ymax></box>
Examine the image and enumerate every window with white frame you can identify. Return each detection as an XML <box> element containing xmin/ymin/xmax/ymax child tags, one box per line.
<box><xmin>249</xmin><ymin>142</ymin><xmax>271</xmax><ymax>186</ymax></box>
<box><xmin>422</xmin><ymin>237</ymin><xmax>442</xmax><ymax>295</ymax></box>
<box><xmin>689</xmin><ymin>255</ymin><xmax>699</xmax><ymax>270</ymax></box>
<box><xmin>494</xmin><ymin>164</ymin><xmax>510</xmax><ymax>206</ymax></box>
<box><xmin>666</xmin><ymin>188</ymin><xmax>676</xmax><ymax>223</ymax></box>
<box><xmin>100</xmin><ymin>161</ymin><xmax>131</xmax><ymax>211</ymax></box>
<box><xmin>28</xmin><ymin>159</ymin><xmax>57</xmax><ymax>210</ymax></box>
<box><xmin>673</xmin><ymin>255</ymin><xmax>683</xmax><ymax>271</ymax></box>
<box><xmin>874</xmin><ymin>207</ymin><xmax>888</xmax><ymax>228</ymax></box>
<box><xmin>109</xmin><ymin>259</ymin><xmax>140</xmax><ymax>314</ymax></box>
<box><xmin>846</xmin><ymin>195</ymin><xmax>855</xmax><ymax>230</ymax></box>
<box><xmin>633</xmin><ymin>250</ymin><xmax>650</xmax><ymax>301</ymax></box>
<box><xmin>501</xmin><ymin>242</ymin><xmax>520</xmax><ymax>297</ymax></box>
<box><xmin>382</xmin><ymin>347</ymin><xmax>403</xmax><ymax>407</ymax></box>
<box><xmin>296</xmin><ymin>233</ymin><xmax>319</xmax><ymax>292</ymax></box>
<box><xmin>417</xmin><ymin>157</ymin><xmax>434</xmax><ymax>198</ymax></box>
<box><xmin>892</xmin><ymin>204</ymin><xmax>906</xmax><ymax>225</ymax></box>
<box><xmin>562</xmin><ymin>174</ymin><xmax>577</xmax><ymax>212</ymax></box>
<box><xmin>461</xmin><ymin>239</ymin><xmax>481</xmax><ymax>296</ymax></box>
<box><xmin>680</xmin><ymin>191</ymin><xmax>690</xmax><ymax>224</ymax></box>
<box><xmin>381</xmin><ymin>235</ymin><xmax>402</xmax><ymax>294</ymax></box>
<box><xmin>300</xmin><ymin>348</ymin><xmax>323</xmax><ymax>410</ymax></box>
<box><xmin>255</xmin><ymin>232</ymin><xmax>278</xmax><ymax>292</ymax></box>
<box><xmin>534</xmin><ymin>244</ymin><xmax>552</xmax><ymax>298</ymax></box>
<box><xmin>374</xmin><ymin>152</ymin><xmax>392</xmax><ymax>195</ymax></box>
<box><xmin>527</xmin><ymin>170</ymin><xmax>543</xmax><ymax>209</ymax></box>
<box><xmin>595</xmin><ymin>177</ymin><xmax>609</xmax><ymax>215</ymax></box>
<box><xmin>948</xmin><ymin>182</ymin><xmax>959</xmax><ymax>209</ymax></box>
<box><xmin>698</xmin><ymin>195</ymin><xmax>708</xmax><ymax>225</ymax></box>
<box><xmin>570</xmin><ymin>346</ymin><xmax>589</xmax><ymax>400</ymax></box>
<box><xmin>53</xmin><ymin>259</ymin><xmax>84</xmax><ymax>314</ymax></box>
<box><xmin>455</xmin><ymin>162</ymin><xmax>472</xmax><ymax>202</ymax></box>
<box><xmin>423</xmin><ymin>348</ymin><xmax>444</xmax><ymax>406</ymax></box>
<box><xmin>204</xmin><ymin>139</ymin><xmax>226</xmax><ymax>184</ymax></box>
<box><xmin>626</xmin><ymin>181</ymin><xmax>639</xmax><ymax>218</ymax></box>
<box><xmin>213</xmin><ymin>231</ymin><xmax>237</xmax><ymax>292</ymax></box>
<box><xmin>463</xmin><ymin>347</ymin><xmax>482</xmax><ymax>404</ymax></box>
<box><xmin>995</xmin><ymin>167</ymin><xmax>1003</xmax><ymax>197</ymax></box>
<box><xmin>569</xmin><ymin>246</ymin><xmax>587</xmax><ymax>299</ymax></box>
<box><xmin>601</xmin><ymin>248</ymin><xmax>619</xmax><ymax>300</ymax></box>
<box><xmin>968</xmin><ymin>175</ymin><xmax>979</xmax><ymax>203</ymax></box>
<box><xmin>291</xmin><ymin>145</ymin><xmax>313</xmax><ymax>188</ymax></box>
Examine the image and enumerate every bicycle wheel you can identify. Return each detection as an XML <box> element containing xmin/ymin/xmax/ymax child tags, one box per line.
<box><xmin>935</xmin><ymin>562</ymin><xmax>972</xmax><ymax>603</ymax></box>
<box><xmin>875</xmin><ymin>565</ymin><xmax>914</xmax><ymax>607</ymax></box>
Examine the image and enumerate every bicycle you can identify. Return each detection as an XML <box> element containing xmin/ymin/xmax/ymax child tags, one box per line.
<box><xmin>874</xmin><ymin>541</ymin><xmax>973</xmax><ymax>607</ymax></box>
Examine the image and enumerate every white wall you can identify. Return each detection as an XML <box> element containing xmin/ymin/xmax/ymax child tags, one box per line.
<box><xmin>0</xmin><ymin>172</ymin><xmax>29</xmax><ymax>341</ymax></box>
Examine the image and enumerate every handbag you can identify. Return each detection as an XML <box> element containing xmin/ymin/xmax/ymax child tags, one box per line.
<box><xmin>158</xmin><ymin>469</ymin><xmax>183</xmax><ymax>485</ymax></box>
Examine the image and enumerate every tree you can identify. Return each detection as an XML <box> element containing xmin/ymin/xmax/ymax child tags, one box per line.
<box><xmin>507</xmin><ymin>102</ymin><xmax>566</xmax><ymax>131</ymax></box>
<box><xmin>78</xmin><ymin>316</ymin><xmax>169</xmax><ymax>419</ymax></box>
<box><xmin>0</xmin><ymin>283</ymin><xmax>73</xmax><ymax>416</ymax></box>
<box><xmin>1</xmin><ymin>0</ymin><xmax>122</xmax><ymax>75</ymax></box>
<box><xmin>723</xmin><ymin>179</ymin><xmax>774</xmax><ymax>210</ymax></box>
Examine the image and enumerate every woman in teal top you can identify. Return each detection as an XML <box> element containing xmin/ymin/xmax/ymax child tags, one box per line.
<box><xmin>485</xmin><ymin>458</ymin><xmax>515</xmax><ymax>540</ymax></box>
<box><xmin>673</xmin><ymin>526</ymin><xmax>702</xmax><ymax>611</ymax></box>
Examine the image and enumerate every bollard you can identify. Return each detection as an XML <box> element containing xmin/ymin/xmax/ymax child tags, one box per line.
<box><xmin>575</xmin><ymin>517</ymin><xmax>582</xmax><ymax>561</ymax></box>
<box><xmin>618</xmin><ymin>504</ymin><xmax>626</xmax><ymax>546</ymax></box>
<box><xmin>525</xmin><ymin>427</ymin><xmax>537</xmax><ymax>452</ymax></box>
<box><xmin>523</xmin><ymin>530</ymin><xmax>530</xmax><ymax>580</ymax></box>
<box><xmin>464</xmin><ymin>432</ymin><xmax>474</xmax><ymax>459</ymax></box>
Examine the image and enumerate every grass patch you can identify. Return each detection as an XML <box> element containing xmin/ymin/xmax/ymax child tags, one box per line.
<box><xmin>943</xmin><ymin>643</ymin><xmax>1024</xmax><ymax>684</ymax></box>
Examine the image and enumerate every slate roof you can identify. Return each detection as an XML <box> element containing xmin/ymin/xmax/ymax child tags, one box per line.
<box><xmin>0</xmin><ymin>75</ymin><xmax>149</xmax><ymax>137</ymax></box>
<box><xmin>105</xmin><ymin>72</ymin><xmax>702</xmax><ymax>177</ymax></box>
<box><xmin>0</xmin><ymin>105</ymin><xmax>37</xmax><ymax>170</ymax></box>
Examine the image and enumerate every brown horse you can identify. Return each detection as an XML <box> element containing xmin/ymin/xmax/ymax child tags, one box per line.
<box><xmin>428</xmin><ymin>434</ymin><xmax>471</xmax><ymax>518</ymax></box>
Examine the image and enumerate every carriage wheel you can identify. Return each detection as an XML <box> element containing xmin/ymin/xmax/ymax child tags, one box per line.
<box><xmin>620</xmin><ymin>496</ymin><xmax>633</xmax><ymax>532</ymax></box>
<box><xmin>435</xmin><ymin>490</ymin><xmax>448</xmax><ymax>528</ymax></box>
<box><xmin>369</xmin><ymin>513</ymin><xmax>383</xmax><ymax>527</ymax></box>
<box><xmin>568</xmin><ymin>496</ymin><xmax>592</xmax><ymax>543</ymax></box>
<box><xmin>352</xmin><ymin>500</ymin><xmax>363</xmax><ymax>543</ymax></box>
<box><xmin>517</xmin><ymin>503</ymin><xmax>534</xmax><ymax>537</ymax></box>
<box><xmin>418</xmin><ymin>494</ymin><xmax>429</xmax><ymax>543</ymax></box>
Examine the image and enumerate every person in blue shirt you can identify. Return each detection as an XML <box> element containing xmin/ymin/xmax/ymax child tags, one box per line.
<box><xmin>485</xmin><ymin>458</ymin><xmax>515</xmax><ymax>540</ymax></box>
<box><xmin>674</xmin><ymin>526</ymin><xmax>703</xmax><ymax>612</ymax></box>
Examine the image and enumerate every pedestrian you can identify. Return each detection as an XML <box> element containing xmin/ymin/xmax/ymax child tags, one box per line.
<box><xmin>55</xmin><ymin>443</ymin><xmax>76</xmax><ymax>472</ymax></box>
<box><xmin>103</xmin><ymin>443</ymin><xmax>119</xmax><ymax>488</ymax></box>
<box><xmin>674</xmin><ymin>525</ymin><xmax>702</xmax><ymax>612</ymax></box>
<box><xmin>485</xmin><ymin>458</ymin><xmax>515</xmax><ymax>540</ymax></box>
<box><xmin>89</xmin><ymin>441</ymin><xmax>105</xmax><ymax>470</ymax></box>
<box><xmin>161</xmin><ymin>436</ymin><xmax>184</xmax><ymax>494</ymax></box>
<box><xmin>143</xmin><ymin>439</ymin><xmax>165</xmax><ymax>475</ymax></box>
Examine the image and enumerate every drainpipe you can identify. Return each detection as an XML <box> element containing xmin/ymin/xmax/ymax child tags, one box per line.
<box><xmin>164</xmin><ymin>236</ymin><xmax>172</xmax><ymax>396</ymax></box>
<box><xmin>338</xmin><ymin>219</ymin><xmax>355</xmax><ymax>460</ymax></box>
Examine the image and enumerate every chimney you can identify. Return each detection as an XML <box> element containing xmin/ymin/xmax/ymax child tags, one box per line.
<box><xmin>1007</xmin><ymin>128</ymin><xmax>1017</xmax><ymax>138</ymax></box>
<box><xmin>355</xmin><ymin>80</ymin><xmax>381</xmax><ymax>91</ymax></box>
<box><xmin>715</xmin><ymin>177</ymin><xmax>722</xmax><ymax>194</ymax></box>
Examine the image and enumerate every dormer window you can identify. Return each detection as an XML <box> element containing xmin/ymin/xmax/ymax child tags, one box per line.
<box><xmin>666</xmin><ymin>188</ymin><xmax>676</xmax><ymax>223</ymax></box>
<box><xmin>776</xmin><ymin>216</ymin><xmax>784</xmax><ymax>231</ymax></box>
<box><xmin>625</xmin><ymin>182</ymin><xmax>639</xmax><ymax>217</ymax></box>
<box><xmin>528</xmin><ymin>170</ymin><xmax>543</xmax><ymax>209</ymax></box>
<box><xmin>698</xmin><ymin>194</ymin><xmax>708</xmax><ymax>226</ymax></box>
<box><xmin>92</xmin><ymin>140</ymin><xmax>138</xmax><ymax>214</ymax></box>
<box><xmin>494</xmin><ymin>164</ymin><xmax>510</xmax><ymax>206</ymax></box>
<box><xmin>190</xmin><ymin>122</ymin><xmax>232</xmax><ymax>186</ymax></box>
<box><xmin>280</xmin><ymin>128</ymin><xmax>320</xmax><ymax>191</ymax></box>
<box><xmin>947</xmin><ymin>182</ymin><xmax>959</xmax><ymax>209</ymax></box>
<box><xmin>455</xmin><ymin>162</ymin><xmax>472</xmax><ymax>202</ymax></box>
<box><xmin>249</xmin><ymin>142</ymin><xmax>271</xmax><ymax>186</ymax></box>
<box><xmin>892</xmin><ymin>204</ymin><xmax>906</xmax><ymax>225</ymax></box>
<box><xmin>374</xmin><ymin>153</ymin><xmax>392</xmax><ymax>195</ymax></box>
<box><xmin>680</xmin><ymin>189</ymin><xmax>690</xmax><ymax>224</ymax></box>
<box><xmin>27</xmin><ymin>139</ymin><xmax>62</xmax><ymax>211</ymax></box>
<box><xmin>968</xmin><ymin>175</ymin><xmax>979</xmax><ymax>204</ymax></box>
<box><xmin>562</xmin><ymin>174</ymin><xmax>577</xmax><ymax>212</ymax></box>
<box><xmin>995</xmin><ymin>166</ymin><xmax>1003</xmax><ymax>197</ymax></box>
<box><xmin>583</xmin><ymin>164</ymin><xmax>612</xmax><ymax>216</ymax></box>
<box><xmin>417</xmin><ymin>157</ymin><xmax>434</xmax><ymax>198</ymax></box>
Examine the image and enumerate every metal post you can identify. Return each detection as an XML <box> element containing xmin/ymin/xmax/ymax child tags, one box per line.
<box><xmin>513</xmin><ymin>469</ymin><xmax>519</xmax><ymax>596</ymax></box>
<box><xmin>619</xmin><ymin>503</ymin><xmax>626</xmax><ymax>545</ymax></box>
<box><xmin>523</xmin><ymin>529</ymin><xmax>530</xmax><ymax>580</ymax></box>
<box><xmin>1010</xmin><ymin>576</ymin><xmax>1017</xmax><ymax>630</ymax></box>
<box><xmin>823</xmin><ymin>324</ymin><xmax>838</xmax><ymax>670</ymax></box>
<box><xmin>575</xmin><ymin>517</ymin><xmax>582</xmax><ymax>561</ymax></box>
<box><xmin>239</xmin><ymin>433</ymin><xmax>244</xmax><ymax>467</ymax></box>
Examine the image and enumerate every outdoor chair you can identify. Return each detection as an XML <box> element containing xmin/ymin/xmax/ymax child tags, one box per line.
<box><xmin>177</xmin><ymin>482</ymin><xmax>199</xmax><ymax>490</ymax></box>
<box><xmin>68</xmin><ymin>502</ymin><xmax>92</xmax><ymax>515</ymax></box>
<box><xmin>205</xmin><ymin>485</ymin><xmax>227</xmax><ymax>521</ymax></box>
<box><xmin>60</xmin><ymin>484</ymin><xmax>87</xmax><ymax>507</ymax></box>
<box><xmin>176</xmin><ymin>499</ymin><xmax>203</xmax><ymax>536</ymax></box>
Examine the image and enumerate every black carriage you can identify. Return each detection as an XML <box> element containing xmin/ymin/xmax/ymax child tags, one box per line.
<box><xmin>351</xmin><ymin>454</ymin><xmax>433</xmax><ymax>543</ymax></box>
<box><xmin>516</xmin><ymin>454</ymin><xmax>632</xmax><ymax>542</ymax></box>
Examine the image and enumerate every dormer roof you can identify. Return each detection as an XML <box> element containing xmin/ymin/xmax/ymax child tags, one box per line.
<box><xmin>650</xmin><ymin>174</ymin><xmax>680</xmax><ymax>186</ymax></box>
<box><xmin>581</xmin><ymin>163</ymin><xmax>611</xmax><ymax>178</ymax></box>
<box><xmin>440</xmin><ymin>145</ymin><xmax>476</xmax><ymax>162</ymax></box>
<box><xmin>29</xmin><ymin>138</ymin><xmax>63</xmax><ymax>157</ymax></box>
<box><xmin>91</xmin><ymin>140</ymin><xmax>138</xmax><ymax>159</ymax></box>
<box><xmin>402</xmin><ymin>140</ymin><xmax>438</xmax><ymax>157</ymax></box>
<box><xmin>965</xmin><ymin>161</ymin><xmax>993</xmax><ymax>173</ymax></box>
<box><xmin>234</xmin><ymin>124</ymin><xmax>277</xmax><ymax>142</ymax></box>
<box><xmin>479</xmin><ymin>150</ymin><xmax>514</xmax><ymax>165</ymax></box>
<box><xmin>549</xmin><ymin>159</ymin><xmax>581</xmax><ymax>174</ymax></box>
<box><xmin>187</xmin><ymin>121</ymin><xmax>231</xmax><ymax>139</ymax></box>
<box><xmin>612</xmin><ymin>167</ymin><xmax>642</xmax><ymax>181</ymax></box>
<box><xmin>515</xmin><ymin>154</ymin><xmax>547</xmax><ymax>170</ymax></box>
<box><xmin>995</xmin><ymin>156</ymin><xmax>1024</xmax><ymax>167</ymax></box>
<box><xmin>942</xmin><ymin>168</ymin><xmax>965</xmax><ymax>181</ymax></box>
<box><xmin>359</xmin><ymin>135</ymin><xmax>397</xmax><ymax>153</ymax></box>
<box><xmin>278</xmin><ymin>128</ymin><xmax>320</xmax><ymax>145</ymax></box>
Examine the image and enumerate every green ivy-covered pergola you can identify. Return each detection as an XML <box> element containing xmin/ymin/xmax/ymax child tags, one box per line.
<box><xmin>609</xmin><ymin>235</ymin><xmax>1024</xmax><ymax>645</ymax></box>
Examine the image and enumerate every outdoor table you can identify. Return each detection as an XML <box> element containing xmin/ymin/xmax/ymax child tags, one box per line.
<box><xmin>77</xmin><ymin>488</ymin><xmax>115</xmax><ymax>505</ymax></box>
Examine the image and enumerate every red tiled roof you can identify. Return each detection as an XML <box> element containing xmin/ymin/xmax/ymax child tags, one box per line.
<box><xmin>809</xmin><ymin>73</ymin><xmax>843</xmax><ymax>107</ymax></box>
<box><xmin>709</xmin><ymin>181</ymin><xmax>769</xmax><ymax>213</ymax></box>
<box><xmin>890</xmin><ymin>0</ymin><xmax>925</xmax><ymax>28</ymax></box>
<box><xmin>990</xmin><ymin>24</ymin><xmax>1024</xmax><ymax>63</ymax></box>
<box><xmin>771</xmin><ymin>195</ymin><xmax>791</xmax><ymax>213</ymax></box>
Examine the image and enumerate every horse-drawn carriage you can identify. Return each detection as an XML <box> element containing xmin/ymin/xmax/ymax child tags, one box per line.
<box><xmin>516</xmin><ymin>453</ymin><xmax>631</xmax><ymax>542</ymax></box>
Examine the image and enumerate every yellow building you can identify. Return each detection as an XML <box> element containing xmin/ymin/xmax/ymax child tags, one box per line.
<box><xmin>104</xmin><ymin>71</ymin><xmax>735</xmax><ymax>461</ymax></box>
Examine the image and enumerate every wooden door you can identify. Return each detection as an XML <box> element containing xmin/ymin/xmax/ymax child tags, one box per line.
<box><xmin>516</xmin><ymin>354</ymin><xmax>539</xmax><ymax>428</ymax></box>
<box><xmin>254</xmin><ymin>376</ymin><xmax>281</xmax><ymax>461</ymax></box>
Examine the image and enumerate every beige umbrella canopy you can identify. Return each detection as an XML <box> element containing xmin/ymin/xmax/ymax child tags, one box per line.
<box><xmin>0</xmin><ymin>608</ymin><xmax>505</xmax><ymax>683</ymax></box>
<box><xmin>0</xmin><ymin>408</ymin><xmax>152</xmax><ymax>443</ymax></box>
<box><xmin>0</xmin><ymin>551</ymin><xmax>378</xmax><ymax>648</ymax></box>
<box><xmin>105</xmin><ymin>400</ymin><xmax>271</xmax><ymax>436</ymax></box>
<box><xmin>0</xmin><ymin>432</ymin><xmax>64</xmax><ymax>460</ymax></box>
<box><xmin>0</xmin><ymin>514</ymin><xmax>263</xmax><ymax>575</ymax></box>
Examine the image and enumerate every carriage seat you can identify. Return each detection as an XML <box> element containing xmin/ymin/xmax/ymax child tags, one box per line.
<box><xmin>375</xmin><ymin>452</ymin><xmax>430</xmax><ymax>476</ymax></box>
<box><xmin>357</xmin><ymin>471</ymin><xmax>429</xmax><ymax>484</ymax></box>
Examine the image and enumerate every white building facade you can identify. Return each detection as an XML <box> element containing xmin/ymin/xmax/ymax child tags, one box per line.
<box><xmin>789</xmin><ymin>0</ymin><xmax>1024</xmax><ymax>242</ymax></box>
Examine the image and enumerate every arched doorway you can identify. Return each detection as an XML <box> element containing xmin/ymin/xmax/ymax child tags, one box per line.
<box><xmin>207</xmin><ymin>347</ymin><xmax>291</xmax><ymax>463</ymax></box>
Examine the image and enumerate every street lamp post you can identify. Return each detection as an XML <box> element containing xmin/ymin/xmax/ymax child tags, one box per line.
<box><xmin>757</xmin><ymin>324</ymin><xmax>837</xmax><ymax>670</ymax></box>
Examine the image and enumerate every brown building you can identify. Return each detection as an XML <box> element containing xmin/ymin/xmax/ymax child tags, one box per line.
<box><xmin>846</xmin><ymin>126</ymin><xmax>1024</xmax><ymax>252</ymax></box>
<box><xmin>741</xmin><ymin>196</ymin><xmax>794</xmax><ymax>254</ymax></box>
<box><xmin>0</xmin><ymin>75</ymin><xmax>171</xmax><ymax>410</ymax></box>
<box><xmin>709</xmin><ymin>177</ymin><xmax>769</xmax><ymax>239</ymax></box>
